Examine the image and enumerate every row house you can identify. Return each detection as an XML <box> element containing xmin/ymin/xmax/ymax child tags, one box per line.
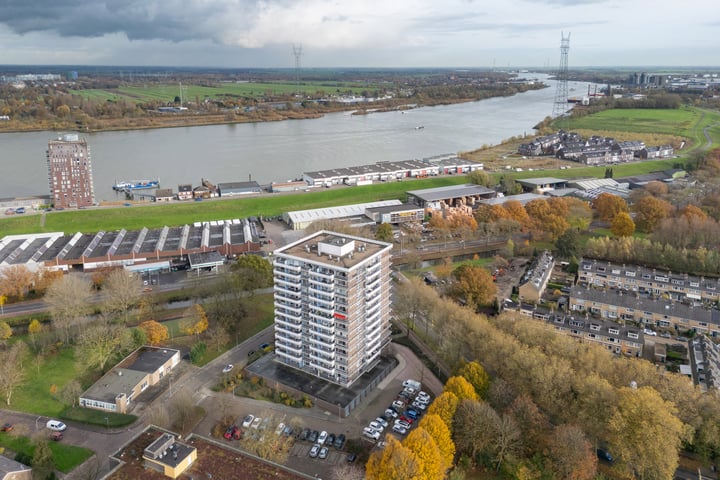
<box><xmin>568</xmin><ymin>287</ymin><xmax>720</xmax><ymax>336</ymax></box>
<box><xmin>637</xmin><ymin>145</ymin><xmax>674</xmax><ymax>159</ymax></box>
<box><xmin>579</xmin><ymin>150</ymin><xmax>611</xmax><ymax>165</ymax></box>
<box><xmin>548</xmin><ymin>312</ymin><xmax>644</xmax><ymax>357</ymax></box>
<box><xmin>578</xmin><ymin>258</ymin><xmax>720</xmax><ymax>303</ymax></box>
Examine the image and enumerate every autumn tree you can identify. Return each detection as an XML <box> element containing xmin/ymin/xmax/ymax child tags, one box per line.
<box><xmin>28</xmin><ymin>319</ymin><xmax>42</xmax><ymax>349</ymax></box>
<box><xmin>138</xmin><ymin>320</ymin><xmax>169</xmax><ymax>346</ymax></box>
<box><xmin>180</xmin><ymin>304</ymin><xmax>209</xmax><ymax>337</ymax></box>
<box><xmin>0</xmin><ymin>342</ymin><xmax>27</xmax><ymax>405</ymax></box>
<box><xmin>375</xmin><ymin>223</ymin><xmax>394</xmax><ymax>242</ymax></box>
<box><xmin>645</xmin><ymin>180</ymin><xmax>669</xmax><ymax>196</ymax></box>
<box><xmin>0</xmin><ymin>265</ymin><xmax>34</xmax><ymax>299</ymax></box>
<box><xmin>102</xmin><ymin>269</ymin><xmax>141</xmax><ymax>322</ymax></box>
<box><xmin>546</xmin><ymin>424</ymin><xmax>597</xmax><ymax>480</ymax></box>
<box><xmin>610</xmin><ymin>211</ymin><xmax>635</xmax><ymax>237</ymax></box>
<box><xmin>0</xmin><ymin>321</ymin><xmax>11</xmax><ymax>341</ymax></box>
<box><xmin>525</xmin><ymin>198</ymin><xmax>569</xmax><ymax>240</ymax></box>
<box><xmin>427</xmin><ymin>391</ymin><xmax>459</xmax><ymax>430</ymax></box>
<box><xmin>555</xmin><ymin>228</ymin><xmax>582</xmax><ymax>259</ymax></box>
<box><xmin>502</xmin><ymin>200</ymin><xmax>531</xmax><ymax>229</ymax></box>
<box><xmin>450</xmin><ymin>264</ymin><xmax>497</xmax><ymax>309</ymax></box>
<box><xmin>592</xmin><ymin>193</ymin><xmax>628</xmax><ymax>221</ymax></box>
<box><xmin>607</xmin><ymin>386</ymin><xmax>689</xmax><ymax>480</ymax></box>
<box><xmin>458</xmin><ymin>361</ymin><xmax>490</xmax><ymax>399</ymax></box>
<box><xmin>417</xmin><ymin>414</ymin><xmax>455</xmax><ymax>471</ymax></box>
<box><xmin>564</xmin><ymin>197</ymin><xmax>593</xmax><ymax>230</ymax></box>
<box><xmin>508</xmin><ymin>394</ymin><xmax>550</xmax><ymax>457</ymax></box>
<box><xmin>58</xmin><ymin>379</ymin><xmax>83</xmax><ymax>408</ymax></box>
<box><xmin>44</xmin><ymin>274</ymin><xmax>93</xmax><ymax>343</ymax></box>
<box><xmin>444</xmin><ymin>376</ymin><xmax>479</xmax><ymax>402</ymax></box>
<box><xmin>468</xmin><ymin>170</ymin><xmax>493</xmax><ymax>187</ymax></box>
<box><xmin>231</xmin><ymin>254</ymin><xmax>273</xmax><ymax>292</ymax></box>
<box><xmin>393</xmin><ymin>276</ymin><xmax>435</xmax><ymax>332</ymax></box>
<box><xmin>403</xmin><ymin>427</ymin><xmax>444</xmax><ymax>480</ymax></box>
<box><xmin>634</xmin><ymin>195</ymin><xmax>674</xmax><ymax>233</ymax></box>
<box><xmin>366</xmin><ymin>435</ymin><xmax>421</xmax><ymax>480</ymax></box>
<box><xmin>453</xmin><ymin>399</ymin><xmax>497</xmax><ymax>462</ymax></box>
<box><xmin>679</xmin><ymin>204</ymin><xmax>707</xmax><ymax>221</ymax></box>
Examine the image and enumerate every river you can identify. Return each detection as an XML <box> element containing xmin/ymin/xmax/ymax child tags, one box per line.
<box><xmin>0</xmin><ymin>74</ymin><xmax>592</xmax><ymax>201</ymax></box>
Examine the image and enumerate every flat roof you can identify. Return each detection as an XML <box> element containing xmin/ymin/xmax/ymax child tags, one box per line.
<box><xmin>365</xmin><ymin>203</ymin><xmax>424</xmax><ymax>214</ymax></box>
<box><xmin>82</xmin><ymin>368</ymin><xmax>148</xmax><ymax>403</ymax></box>
<box><xmin>0</xmin><ymin>456</ymin><xmax>31</xmax><ymax>475</ymax></box>
<box><xmin>304</xmin><ymin>159</ymin><xmax>431</xmax><ymax>180</ymax></box>
<box><xmin>286</xmin><ymin>200</ymin><xmax>401</xmax><ymax>225</ymax></box>
<box><xmin>275</xmin><ymin>231</ymin><xmax>391</xmax><ymax>270</ymax></box>
<box><xmin>127</xmin><ymin>347</ymin><xmax>179</xmax><ymax>373</ymax></box>
<box><xmin>188</xmin><ymin>251</ymin><xmax>224</xmax><ymax>268</ymax></box>
<box><xmin>568</xmin><ymin>178</ymin><xmax>619</xmax><ymax>190</ymax></box>
<box><xmin>406</xmin><ymin>183</ymin><xmax>495</xmax><ymax>202</ymax></box>
<box><xmin>217</xmin><ymin>181</ymin><xmax>261</xmax><ymax>190</ymax></box>
<box><xmin>480</xmin><ymin>193</ymin><xmax>546</xmax><ymax>206</ymax></box>
<box><xmin>517</xmin><ymin>177</ymin><xmax>567</xmax><ymax>186</ymax></box>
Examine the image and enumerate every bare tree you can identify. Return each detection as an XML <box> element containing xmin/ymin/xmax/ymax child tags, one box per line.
<box><xmin>0</xmin><ymin>342</ymin><xmax>27</xmax><ymax>405</ymax></box>
<box><xmin>76</xmin><ymin>320</ymin><xmax>131</xmax><ymax>372</ymax></box>
<box><xmin>331</xmin><ymin>463</ymin><xmax>366</xmax><ymax>480</ymax></box>
<box><xmin>44</xmin><ymin>274</ymin><xmax>93</xmax><ymax>343</ymax></box>
<box><xmin>59</xmin><ymin>379</ymin><xmax>83</xmax><ymax>408</ymax></box>
<box><xmin>102</xmin><ymin>269</ymin><xmax>141</xmax><ymax>323</ymax></box>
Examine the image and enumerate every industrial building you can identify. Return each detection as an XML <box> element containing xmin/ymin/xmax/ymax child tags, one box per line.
<box><xmin>406</xmin><ymin>183</ymin><xmax>496</xmax><ymax>209</ymax></box>
<box><xmin>0</xmin><ymin>218</ymin><xmax>261</xmax><ymax>273</ymax></box>
<box><xmin>283</xmin><ymin>200</ymin><xmax>401</xmax><ymax>230</ymax></box>
<box><xmin>273</xmin><ymin>231</ymin><xmax>393</xmax><ymax>387</ymax></box>
<box><xmin>217</xmin><ymin>181</ymin><xmax>262</xmax><ymax>196</ymax></box>
<box><xmin>364</xmin><ymin>203</ymin><xmax>424</xmax><ymax>224</ymax></box>
<box><xmin>46</xmin><ymin>134</ymin><xmax>95</xmax><ymax>209</ymax></box>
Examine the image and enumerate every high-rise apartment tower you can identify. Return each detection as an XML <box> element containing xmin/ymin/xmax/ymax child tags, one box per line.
<box><xmin>273</xmin><ymin>231</ymin><xmax>393</xmax><ymax>387</ymax></box>
<box><xmin>47</xmin><ymin>134</ymin><xmax>95</xmax><ymax>209</ymax></box>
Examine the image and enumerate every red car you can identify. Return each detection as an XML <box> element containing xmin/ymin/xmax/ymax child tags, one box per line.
<box><xmin>50</xmin><ymin>432</ymin><xmax>63</xmax><ymax>441</ymax></box>
<box><xmin>399</xmin><ymin>415</ymin><xmax>414</xmax><ymax>424</ymax></box>
<box><xmin>223</xmin><ymin>425</ymin><xmax>241</xmax><ymax>440</ymax></box>
<box><xmin>1</xmin><ymin>423</ymin><xmax>13</xmax><ymax>432</ymax></box>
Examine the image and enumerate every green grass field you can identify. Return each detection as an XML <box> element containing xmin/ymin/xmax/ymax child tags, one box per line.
<box><xmin>0</xmin><ymin>431</ymin><xmax>94</xmax><ymax>473</ymax></box>
<box><xmin>12</xmin><ymin>348</ymin><xmax>80</xmax><ymax>417</ymax></box>
<box><xmin>73</xmin><ymin>81</ymin><xmax>377</xmax><ymax>104</ymax></box>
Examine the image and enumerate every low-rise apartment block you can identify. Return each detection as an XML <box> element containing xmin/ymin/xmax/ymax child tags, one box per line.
<box><xmin>518</xmin><ymin>251</ymin><xmax>555</xmax><ymax>303</ymax></box>
<box><xmin>568</xmin><ymin>287</ymin><xmax>720</xmax><ymax>336</ymax></box>
<box><xmin>578</xmin><ymin>258</ymin><xmax>720</xmax><ymax>303</ymax></box>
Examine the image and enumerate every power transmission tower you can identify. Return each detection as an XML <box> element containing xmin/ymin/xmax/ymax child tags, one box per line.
<box><xmin>292</xmin><ymin>43</ymin><xmax>303</xmax><ymax>96</ymax></box>
<box><xmin>552</xmin><ymin>32</ymin><xmax>571</xmax><ymax>118</ymax></box>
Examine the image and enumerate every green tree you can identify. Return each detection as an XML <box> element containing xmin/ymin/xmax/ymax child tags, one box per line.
<box><xmin>468</xmin><ymin>170</ymin><xmax>494</xmax><ymax>187</ymax></box>
<box><xmin>607</xmin><ymin>386</ymin><xmax>689</xmax><ymax>480</ymax></box>
<box><xmin>555</xmin><ymin>228</ymin><xmax>582</xmax><ymax>259</ymax></box>
<box><xmin>450</xmin><ymin>264</ymin><xmax>497</xmax><ymax>309</ymax></box>
<box><xmin>610</xmin><ymin>211</ymin><xmax>635</xmax><ymax>237</ymax></box>
<box><xmin>375</xmin><ymin>223</ymin><xmax>394</xmax><ymax>242</ymax></box>
<box><xmin>76</xmin><ymin>321</ymin><xmax>131</xmax><ymax>372</ymax></box>
<box><xmin>231</xmin><ymin>254</ymin><xmax>273</xmax><ymax>292</ymax></box>
<box><xmin>458</xmin><ymin>361</ymin><xmax>490</xmax><ymax>399</ymax></box>
<box><xmin>31</xmin><ymin>440</ymin><xmax>55</xmax><ymax>480</ymax></box>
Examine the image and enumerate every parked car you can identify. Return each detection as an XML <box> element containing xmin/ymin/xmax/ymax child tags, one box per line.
<box><xmin>223</xmin><ymin>426</ymin><xmax>236</xmax><ymax>440</ymax></box>
<box><xmin>597</xmin><ymin>449</ymin><xmax>613</xmax><ymax>463</ymax></box>
<box><xmin>416</xmin><ymin>391</ymin><xmax>431</xmax><ymax>402</ymax></box>
<box><xmin>318</xmin><ymin>431</ymin><xmax>328</xmax><ymax>445</ymax></box>
<box><xmin>334</xmin><ymin>433</ymin><xmax>346</xmax><ymax>449</ymax></box>
<box><xmin>50</xmin><ymin>432</ymin><xmax>63</xmax><ymax>441</ymax></box>
<box><xmin>399</xmin><ymin>415</ymin><xmax>414</xmax><ymax>424</ymax></box>
<box><xmin>222</xmin><ymin>364</ymin><xmax>234</xmax><ymax>373</ymax></box>
<box><xmin>326</xmin><ymin>433</ymin><xmax>335</xmax><ymax>447</ymax></box>
<box><xmin>251</xmin><ymin>417</ymin><xmax>262</xmax><ymax>429</ymax></box>
<box><xmin>392</xmin><ymin>400</ymin><xmax>406</xmax><ymax>410</ymax></box>
<box><xmin>369</xmin><ymin>421</ymin><xmax>384</xmax><ymax>432</ymax></box>
<box><xmin>643</xmin><ymin>328</ymin><xmax>657</xmax><ymax>336</ymax></box>
<box><xmin>375</xmin><ymin>417</ymin><xmax>388</xmax><ymax>428</ymax></box>
<box><xmin>299</xmin><ymin>428</ymin><xmax>310</xmax><ymax>441</ymax></box>
<box><xmin>394</xmin><ymin>420</ymin><xmax>412</xmax><ymax>430</ymax></box>
<box><xmin>282</xmin><ymin>425</ymin><xmax>294</xmax><ymax>437</ymax></box>
<box><xmin>308</xmin><ymin>430</ymin><xmax>319</xmax><ymax>443</ymax></box>
<box><xmin>405</xmin><ymin>409</ymin><xmax>419</xmax><ymax>420</ymax></box>
<box><xmin>241</xmin><ymin>415</ymin><xmax>254</xmax><ymax>428</ymax></box>
<box><xmin>392</xmin><ymin>424</ymin><xmax>408</xmax><ymax>435</ymax></box>
<box><xmin>1</xmin><ymin>423</ymin><xmax>13</xmax><ymax>432</ymax></box>
<box><xmin>275</xmin><ymin>423</ymin><xmax>286</xmax><ymax>436</ymax></box>
<box><xmin>363</xmin><ymin>430</ymin><xmax>380</xmax><ymax>441</ymax></box>
<box><xmin>347</xmin><ymin>453</ymin><xmax>357</xmax><ymax>463</ymax></box>
<box><xmin>319</xmin><ymin>447</ymin><xmax>329</xmax><ymax>459</ymax></box>
<box><xmin>309</xmin><ymin>444</ymin><xmax>321</xmax><ymax>458</ymax></box>
<box><xmin>385</xmin><ymin>408</ymin><xmax>398</xmax><ymax>418</ymax></box>
<box><xmin>46</xmin><ymin>420</ymin><xmax>66</xmax><ymax>432</ymax></box>
<box><xmin>411</xmin><ymin>400</ymin><xmax>427</xmax><ymax>410</ymax></box>
<box><xmin>363</xmin><ymin>426</ymin><xmax>378</xmax><ymax>436</ymax></box>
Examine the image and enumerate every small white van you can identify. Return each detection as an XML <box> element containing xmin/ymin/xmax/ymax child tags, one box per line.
<box><xmin>46</xmin><ymin>420</ymin><xmax>67</xmax><ymax>431</ymax></box>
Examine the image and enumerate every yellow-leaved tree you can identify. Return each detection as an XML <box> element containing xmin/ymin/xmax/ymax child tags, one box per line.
<box><xmin>180</xmin><ymin>304</ymin><xmax>209</xmax><ymax>337</ymax></box>
<box><xmin>139</xmin><ymin>320</ymin><xmax>169</xmax><ymax>346</ymax></box>
<box><xmin>427</xmin><ymin>391</ymin><xmax>459</xmax><ymax>431</ymax></box>
<box><xmin>458</xmin><ymin>360</ymin><xmax>491</xmax><ymax>399</ymax></box>
<box><xmin>416</xmin><ymin>414</ymin><xmax>455</xmax><ymax>472</ymax></box>
<box><xmin>444</xmin><ymin>375</ymin><xmax>479</xmax><ymax>402</ymax></box>
<box><xmin>366</xmin><ymin>435</ymin><xmax>421</xmax><ymax>480</ymax></box>
<box><xmin>403</xmin><ymin>427</ymin><xmax>444</xmax><ymax>480</ymax></box>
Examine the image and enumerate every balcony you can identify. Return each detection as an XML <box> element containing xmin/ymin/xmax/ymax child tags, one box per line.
<box><xmin>275</xmin><ymin>277</ymin><xmax>301</xmax><ymax>289</ymax></box>
<box><xmin>365</xmin><ymin>300</ymin><xmax>381</xmax><ymax>316</ymax></box>
<box><xmin>275</xmin><ymin>301</ymin><xmax>302</xmax><ymax>315</ymax></box>
<box><xmin>310</xmin><ymin>328</ymin><xmax>335</xmax><ymax>342</ymax></box>
<box><xmin>274</xmin><ymin>261</ymin><xmax>302</xmax><ymax>273</ymax></box>
<box><xmin>310</xmin><ymin>270</ymin><xmax>335</xmax><ymax>282</ymax></box>
<box><xmin>310</xmin><ymin>360</ymin><xmax>335</xmax><ymax>375</ymax></box>
<box><xmin>308</xmin><ymin>311</ymin><xmax>333</xmax><ymax>323</ymax></box>
<box><xmin>366</xmin><ymin>268</ymin><xmax>381</xmax><ymax>283</ymax></box>
<box><xmin>309</xmin><ymin>343</ymin><xmax>336</xmax><ymax>357</ymax></box>
<box><xmin>275</xmin><ymin>322</ymin><xmax>302</xmax><ymax>337</ymax></box>
<box><xmin>276</xmin><ymin>348</ymin><xmax>303</xmax><ymax>363</ymax></box>
<box><xmin>310</xmin><ymin>303</ymin><xmax>334</xmax><ymax>317</ymax></box>
<box><xmin>276</xmin><ymin>340</ymin><xmax>303</xmax><ymax>356</ymax></box>
<box><xmin>310</xmin><ymin>296</ymin><xmax>334</xmax><ymax>309</ymax></box>
<box><xmin>274</xmin><ymin>284</ymin><xmax>301</xmax><ymax>298</ymax></box>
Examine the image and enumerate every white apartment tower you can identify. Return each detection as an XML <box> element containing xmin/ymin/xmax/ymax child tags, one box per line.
<box><xmin>273</xmin><ymin>231</ymin><xmax>393</xmax><ymax>387</ymax></box>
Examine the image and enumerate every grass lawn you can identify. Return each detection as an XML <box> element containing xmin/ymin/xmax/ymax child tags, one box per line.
<box><xmin>12</xmin><ymin>347</ymin><xmax>82</xmax><ymax>417</ymax></box>
<box><xmin>0</xmin><ymin>431</ymin><xmax>94</xmax><ymax>473</ymax></box>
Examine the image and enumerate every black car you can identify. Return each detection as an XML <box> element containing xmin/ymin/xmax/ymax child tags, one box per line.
<box><xmin>308</xmin><ymin>430</ymin><xmax>319</xmax><ymax>443</ymax></box>
<box><xmin>597</xmin><ymin>449</ymin><xmax>613</xmax><ymax>463</ymax></box>
<box><xmin>299</xmin><ymin>428</ymin><xmax>310</xmax><ymax>441</ymax></box>
<box><xmin>334</xmin><ymin>433</ymin><xmax>346</xmax><ymax>449</ymax></box>
<box><xmin>326</xmin><ymin>433</ymin><xmax>335</xmax><ymax>447</ymax></box>
<box><xmin>347</xmin><ymin>453</ymin><xmax>357</xmax><ymax>463</ymax></box>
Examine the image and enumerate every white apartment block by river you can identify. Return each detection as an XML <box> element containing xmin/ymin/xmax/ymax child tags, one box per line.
<box><xmin>272</xmin><ymin>231</ymin><xmax>393</xmax><ymax>387</ymax></box>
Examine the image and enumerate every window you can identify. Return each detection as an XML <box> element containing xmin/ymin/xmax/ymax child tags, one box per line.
<box><xmin>626</xmin><ymin>271</ymin><xmax>636</xmax><ymax>277</ymax></box>
<box><xmin>608</xmin><ymin>328</ymin><xmax>620</xmax><ymax>335</ymax></box>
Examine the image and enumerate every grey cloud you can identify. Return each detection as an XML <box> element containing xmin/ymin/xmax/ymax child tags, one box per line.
<box><xmin>411</xmin><ymin>13</ymin><xmax>605</xmax><ymax>34</ymax></box>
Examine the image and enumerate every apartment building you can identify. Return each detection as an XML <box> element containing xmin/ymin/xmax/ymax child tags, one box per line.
<box><xmin>518</xmin><ymin>250</ymin><xmax>555</xmax><ymax>303</ymax></box>
<box><xmin>273</xmin><ymin>231</ymin><xmax>393</xmax><ymax>387</ymax></box>
<box><xmin>578</xmin><ymin>258</ymin><xmax>720</xmax><ymax>303</ymax></box>
<box><xmin>568</xmin><ymin>287</ymin><xmax>720</xmax><ymax>336</ymax></box>
<box><xmin>46</xmin><ymin>134</ymin><xmax>95</xmax><ymax>208</ymax></box>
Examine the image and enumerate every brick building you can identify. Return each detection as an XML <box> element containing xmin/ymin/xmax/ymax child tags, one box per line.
<box><xmin>47</xmin><ymin>134</ymin><xmax>95</xmax><ymax>208</ymax></box>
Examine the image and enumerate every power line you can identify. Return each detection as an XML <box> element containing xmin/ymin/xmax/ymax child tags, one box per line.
<box><xmin>292</xmin><ymin>43</ymin><xmax>303</xmax><ymax>96</ymax></box>
<box><xmin>552</xmin><ymin>32</ymin><xmax>571</xmax><ymax>119</ymax></box>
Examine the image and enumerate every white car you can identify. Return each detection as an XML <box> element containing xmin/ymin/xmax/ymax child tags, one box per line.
<box><xmin>369</xmin><ymin>421</ymin><xmax>384</xmax><ymax>432</ymax></box>
<box><xmin>46</xmin><ymin>420</ymin><xmax>67</xmax><ymax>432</ymax></box>
<box><xmin>363</xmin><ymin>429</ymin><xmax>380</xmax><ymax>441</ymax></box>
<box><xmin>384</xmin><ymin>408</ymin><xmax>398</xmax><ymax>419</ymax></box>
<box><xmin>411</xmin><ymin>400</ymin><xmax>427</xmax><ymax>410</ymax></box>
<box><xmin>251</xmin><ymin>417</ymin><xmax>262</xmax><ymax>429</ymax></box>
<box><xmin>275</xmin><ymin>422</ymin><xmax>286</xmax><ymax>436</ymax></box>
<box><xmin>392</xmin><ymin>424</ymin><xmax>408</xmax><ymax>435</ymax></box>
<box><xmin>416</xmin><ymin>391</ymin><xmax>431</xmax><ymax>402</ymax></box>
<box><xmin>318</xmin><ymin>431</ymin><xmax>328</xmax><ymax>445</ymax></box>
<box><xmin>241</xmin><ymin>415</ymin><xmax>254</xmax><ymax>428</ymax></box>
<box><xmin>222</xmin><ymin>364</ymin><xmax>234</xmax><ymax>373</ymax></box>
<box><xmin>375</xmin><ymin>417</ymin><xmax>389</xmax><ymax>428</ymax></box>
<box><xmin>394</xmin><ymin>419</ymin><xmax>411</xmax><ymax>430</ymax></box>
<box><xmin>643</xmin><ymin>328</ymin><xmax>657</xmax><ymax>336</ymax></box>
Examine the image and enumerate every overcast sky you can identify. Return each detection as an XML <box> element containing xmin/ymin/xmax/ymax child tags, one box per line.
<box><xmin>0</xmin><ymin>0</ymin><xmax>717</xmax><ymax>68</ymax></box>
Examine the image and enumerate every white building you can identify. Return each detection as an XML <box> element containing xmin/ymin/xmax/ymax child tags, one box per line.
<box><xmin>273</xmin><ymin>231</ymin><xmax>393</xmax><ymax>387</ymax></box>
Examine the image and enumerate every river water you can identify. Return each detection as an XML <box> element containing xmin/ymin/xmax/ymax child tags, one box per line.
<box><xmin>0</xmin><ymin>74</ymin><xmax>592</xmax><ymax>201</ymax></box>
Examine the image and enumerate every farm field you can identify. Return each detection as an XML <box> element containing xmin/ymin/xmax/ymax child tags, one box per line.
<box><xmin>72</xmin><ymin>80</ymin><xmax>378</xmax><ymax>104</ymax></box>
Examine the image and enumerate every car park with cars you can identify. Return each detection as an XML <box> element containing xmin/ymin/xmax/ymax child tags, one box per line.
<box><xmin>318</xmin><ymin>431</ymin><xmax>328</xmax><ymax>445</ymax></box>
<box><xmin>392</xmin><ymin>424</ymin><xmax>408</xmax><ymax>435</ymax></box>
<box><xmin>319</xmin><ymin>447</ymin><xmax>329</xmax><ymax>459</ymax></box>
<box><xmin>334</xmin><ymin>434</ymin><xmax>346</xmax><ymax>449</ymax></box>
<box><xmin>395</xmin><ymin>420</ymin><xmax>412</xmax><ymax>430</ymax></box>
<box><xmin>251</xmin><ymin>417</ymin><xmax>262</xmax><ymax>429</ymax></box>
<box><xmin>309</xmin><ymin>444</ymin><xmax>321</xmax><ymax>458</ymax></box>
<box><xmin>241</xmin><ymin>415</ymin><xmax>254</xmax><ymax>428</ymax></box>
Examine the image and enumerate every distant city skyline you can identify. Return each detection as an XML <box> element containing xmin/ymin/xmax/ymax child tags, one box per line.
<box><xmin>0</xmin><ymin>0</ymin><xmax>718</xmax><ymax>68</ymax></box>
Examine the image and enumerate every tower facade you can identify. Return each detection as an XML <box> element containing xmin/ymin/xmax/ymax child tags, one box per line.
<box><xmin>47</xmin><ymin>134</ymin><xmax>95</xmax><ymax>209</ymax></box>
<box><xmin>273</xmin><ymin>231</ymin><xmax>393</xmax><ymax>387</ymax></box>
